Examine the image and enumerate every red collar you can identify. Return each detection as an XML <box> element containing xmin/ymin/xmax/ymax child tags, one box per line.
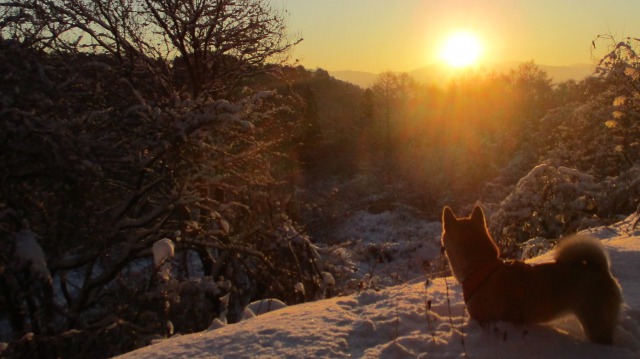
<box><xmin>462</xmin><ymin>260</ymin><xmax>501</xmax><ymax>302</ymax></box>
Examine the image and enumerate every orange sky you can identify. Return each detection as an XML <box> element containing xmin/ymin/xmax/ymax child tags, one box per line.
<box><xmin>272</xmin><ymin>0</ymin><xmax>640</xmax><ymax>72</ymax></box>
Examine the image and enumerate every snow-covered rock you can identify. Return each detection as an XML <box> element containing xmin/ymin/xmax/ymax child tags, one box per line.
<box><xmin>14</xmin><ymin>227</ymin><xmax>51</xmax><ymax>282</ymax></box>
<box><xmin>153</xmin><ymin>238</ymin><xmax>175</xmax><ymax>280</ymax></box>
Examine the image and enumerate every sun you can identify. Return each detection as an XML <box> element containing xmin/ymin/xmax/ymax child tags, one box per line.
<box><xmin>440</xmin><ymin>32</ymin><xmax>483</xmax><ymax>68</ymax></box>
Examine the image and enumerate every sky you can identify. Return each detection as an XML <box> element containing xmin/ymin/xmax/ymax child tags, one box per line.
<box><xmin>270</xmin><ymin>0</ymin><xmax>640</xmax><ymax>73</ymax></box>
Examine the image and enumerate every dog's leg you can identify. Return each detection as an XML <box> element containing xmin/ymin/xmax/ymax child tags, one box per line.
<box><xmin>576</xmin><ymin>289</ymin><xmax>620</xmax><ymax>345</ymax></box>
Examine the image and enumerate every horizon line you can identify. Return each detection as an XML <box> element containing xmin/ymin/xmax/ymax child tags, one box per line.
<box><xmin>322</xmin><ymin>61</ymin><xmax>597</xmax><ymax>75</ymax></box>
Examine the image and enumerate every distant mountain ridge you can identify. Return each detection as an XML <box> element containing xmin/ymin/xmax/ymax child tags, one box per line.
<box><xmin>330</xmin><ymin>62</ymin><xmax>595</xmax><ymax>88</ymax></box>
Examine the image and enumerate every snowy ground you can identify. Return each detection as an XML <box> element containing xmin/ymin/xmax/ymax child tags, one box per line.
<box><xmin>118</xmin><ymin>212</ymin><xmax>640</xmax><ymax>359</ymax></box>
<box><xmin>324</xmin><ymin>206</ymin><xmax>444</xmax><ymax>291</ymax></box>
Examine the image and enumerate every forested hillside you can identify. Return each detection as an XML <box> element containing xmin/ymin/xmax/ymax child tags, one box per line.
<box><xmin>1</xmin><ymin>1</ymin><xmax>640</xmax><ymax>357</ymax></box>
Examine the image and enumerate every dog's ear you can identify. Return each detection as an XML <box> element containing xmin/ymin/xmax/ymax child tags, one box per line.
<box><xmin>442</xmin><ymin>206</ymin><xmax>457</xmax><ymax>230</ymax></box>
<box><xmin>470</xmin><ymin>205</ymin><xmax>486</xmax><ymax>227</ymax></box>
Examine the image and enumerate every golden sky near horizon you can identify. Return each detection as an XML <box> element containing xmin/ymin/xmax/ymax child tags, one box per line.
<box><xmin>271</xmin><ymin>0</ymin><xmax>640</xmax><ymax>73</ymax></box>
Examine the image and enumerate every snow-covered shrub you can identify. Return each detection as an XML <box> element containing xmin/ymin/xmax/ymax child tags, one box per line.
<box><xmin>490</xmin><ymin>162</ymin><xmax>640</xmax><ymax>255</ymax></box>
<box><xmin>519</xmin><ymin>237</ymin><xmax>557</xmax><ymax>260</ymax></box>
<box><xmin>481</xmin><ymin>57</ymin><xmax>640</xmax><ymax>255</ymax></box>
<box><xmin>0</xmin><ymin>39</ymin><xmax>325</xmax><ymax>358</ymax></box>
<box><xmin>489</xmin><ymin>164</ymin><xmax>602</xmax><ymax>253</ymax></box>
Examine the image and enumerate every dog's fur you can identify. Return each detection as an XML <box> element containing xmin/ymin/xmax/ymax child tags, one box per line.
<box><xmin>441</xmin><ymin>206</ymin><xmax>622</xmax><ymax>344</ymax></box>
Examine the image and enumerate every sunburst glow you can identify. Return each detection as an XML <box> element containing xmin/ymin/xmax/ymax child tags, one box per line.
<box><xmin>440</xmin><ymin>32</ymin><xmax>483</xmax><ymax>68</ymax></box>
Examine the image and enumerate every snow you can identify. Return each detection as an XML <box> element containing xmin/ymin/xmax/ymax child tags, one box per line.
<box><xmin>117</xmin><ymin>211</ymin><xmax>640</xmax><ymax>358</ymax></box>
<box><xmin>13</xmin><ymin>225</ymin><xmax>51</xmax><ymax>282</ymax></box>
<box><xmin>153</xmin><ymin>238</ymin><xmax>175</xmax><ymax>281</ymax></box>
<box><xmin>243</xmin><ymin>299</ymin><xmax>288</xmax><ymax>318</ymax></box>
<box><xmin>327</xmin><ymin>207</ymin><xmax>444</xmax><ymax>289</ymax></box>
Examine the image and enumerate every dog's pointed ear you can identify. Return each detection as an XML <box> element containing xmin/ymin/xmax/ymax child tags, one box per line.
<box><xmin>470</xmin><ymin>205</ymin><xmax>486</xmax><ymax>226</ymax></box>
<box><xmin>442</xmin><ymin>206</ymin><xmax>456</xmax><ymax>230</ymax></box>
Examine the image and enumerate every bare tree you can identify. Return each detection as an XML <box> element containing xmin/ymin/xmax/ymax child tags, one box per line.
<box><xmin>503</xmin><ymin>61</ymin><xmax>554</xmax><ymax>121</ymax></box>
<box><xmin>370</xmin><ymin>72</ymin><xmax>417</xmax><ymax>178</ymax></box>
<box><xmin>0</xmin><ymin>2</ymin><xmax>318</xmax><ymax>357</ymax></box>
<box><xmin>1</xmin><ymin>0</ymin><xmax>301</xmax><ymax>97</ymax></box>
<box><xmin>0</xmin><ymin>37</ymin><xmax>326</xmax><ymax>358</ymax></box>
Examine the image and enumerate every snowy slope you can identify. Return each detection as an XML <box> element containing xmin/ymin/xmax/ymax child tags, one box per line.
<box><xmin>119</xmin><ymin>214</ymin><xmax>640</xmax><ymax>359</ymax></box>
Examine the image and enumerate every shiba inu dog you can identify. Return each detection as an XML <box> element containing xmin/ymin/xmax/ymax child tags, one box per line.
<box><xmin>441</xmin><ymin>206</ymin><xmax>622</xmax><ymax>344</ymax></box>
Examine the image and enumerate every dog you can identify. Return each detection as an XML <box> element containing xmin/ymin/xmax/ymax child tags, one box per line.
<box><xmin>440</xmin><ymin>206</ymin><xmax>622</xmax><ymax>344</ymax></box>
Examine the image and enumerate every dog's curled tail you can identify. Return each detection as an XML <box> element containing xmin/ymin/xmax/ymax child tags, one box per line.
<box><xmin>555</xmin><ymin>235</ymin><xmax>610</xmax><ymax>271</ymax></box>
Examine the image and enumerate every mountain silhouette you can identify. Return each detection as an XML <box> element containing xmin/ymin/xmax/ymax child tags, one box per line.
<box><xmin>330</xmin><ymin>62</ymin><xmax>594</xmax><ymax>88</ymax></box>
